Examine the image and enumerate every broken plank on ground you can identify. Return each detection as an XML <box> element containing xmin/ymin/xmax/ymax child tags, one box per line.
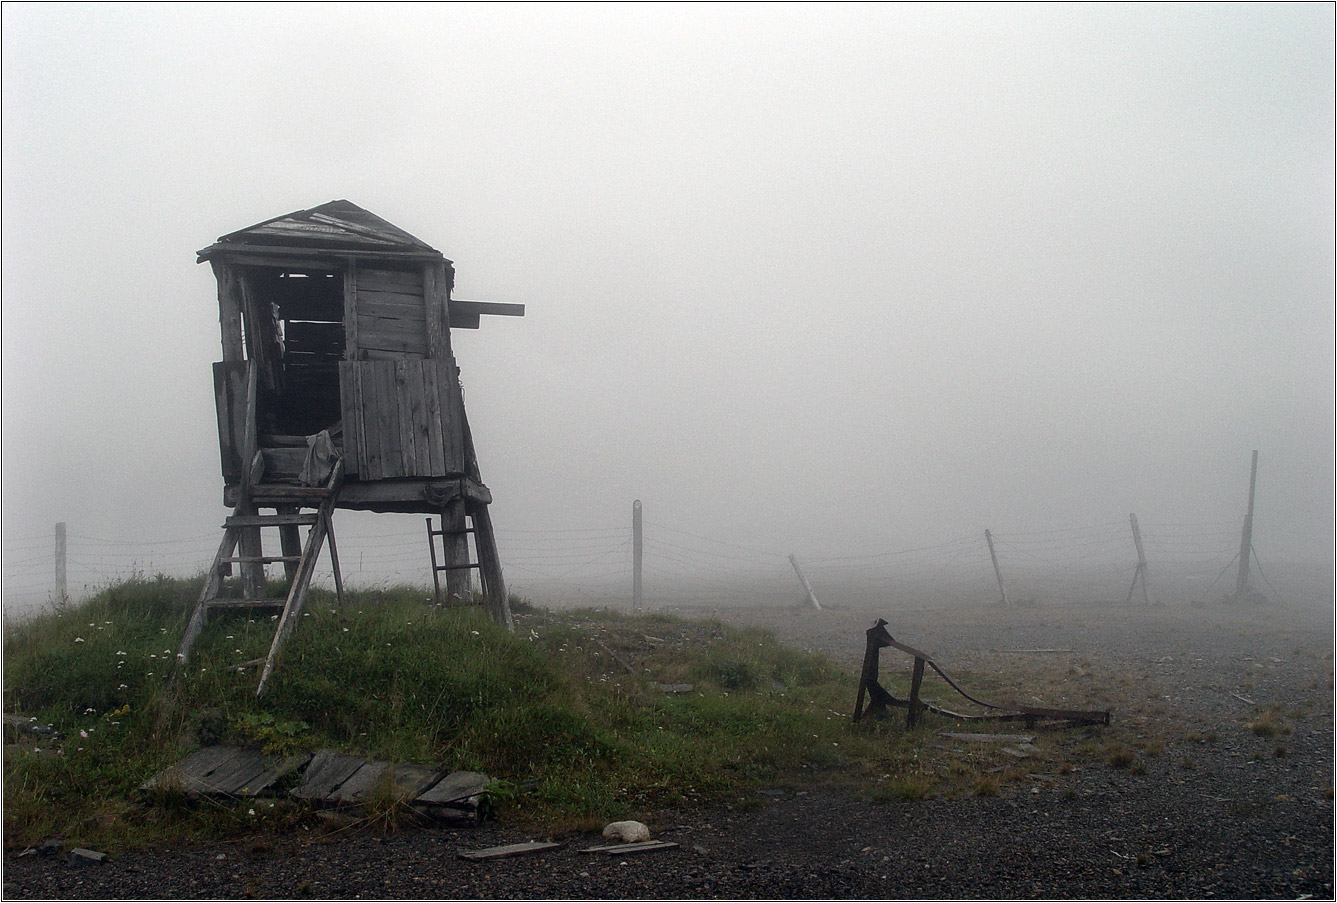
<box><xmin>327</xmin><ymin>761</ymin><xmax>440</xmax><ymax>804</ymax></box>
<box><xmin>940</xmin><ymin>732</ymin><xmax>1036</xmax><ymax>744</ymax></box>
<box><xmin>291</xmin><ymin>749</ymin><xmax>366</xmax><ymax>800</ymax></box>
<box><xmin>457</xmin><ymin>841</ymin><xmax>561</xmax><ymax>861</ymax></box>
<box><xmin>140</xmin><ymin>745</ymin><xmax>309</xmax><ymax>797</ymax></box>
<box><xmin>579</xmin><ymin>840</ymin><xmax>680</xmax><ymax>855</ymax></box>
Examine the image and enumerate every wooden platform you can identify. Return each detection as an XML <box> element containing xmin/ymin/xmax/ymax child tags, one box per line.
<box><xmin>141</xmin><ymin>746</ymin><xmax>490</xmax><ymax>819</ymax></box>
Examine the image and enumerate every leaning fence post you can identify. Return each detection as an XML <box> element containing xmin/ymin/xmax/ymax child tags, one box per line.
<box><xmin>907</xmin><ymin>656</ymin><xmax>926</xmax><ymax>728</ymax></box>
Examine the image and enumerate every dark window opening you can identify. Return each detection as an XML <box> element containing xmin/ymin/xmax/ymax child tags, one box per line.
<box><xmin>246</xmin><ymin>268</ymin><xmax>345</xmax><ymax>437</ymax></box>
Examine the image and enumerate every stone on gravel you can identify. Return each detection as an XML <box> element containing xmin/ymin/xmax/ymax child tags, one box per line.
<box><xmin>603</xmin><ymin>820</ymin><xmax>651</xmax><ymax>843</ymax></box>
<box><xmin>38</xmin><ymin>838</ymin><xmax>64</xmax><ymax>857</ymax></box>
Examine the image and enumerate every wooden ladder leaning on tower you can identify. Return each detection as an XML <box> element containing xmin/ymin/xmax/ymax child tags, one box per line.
<box><xmin>175</xmin><ymin>361</ymin><xmax>347</xmax><ymax>698</ymax></box>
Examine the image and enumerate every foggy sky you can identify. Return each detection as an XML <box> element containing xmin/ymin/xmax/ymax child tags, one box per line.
<box><xmin>3</xmin><ymin>4</ymin><xmax>1333</xmax><ymax>612</ymax></box>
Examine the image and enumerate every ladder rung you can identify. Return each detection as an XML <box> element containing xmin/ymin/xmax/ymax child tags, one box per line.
<box><xmin>430</xmin><ymin>527</ymin><xmax>476</xmax><ymax>537</ymax></box>
<box><xmin>248</xmin><ymin>486</ymin><xmax>333</xmax><ymax>502</ymax></box>
<box><xmin>433</xmin><ymin>562</ymin><xmax>480</xmax><ymax>571</ymax></box>
<box><xmin>226</xmin><ymin>514</ymin><xmax>319</xmax><ymax>528</ymax></box>
<box><xmin>206</xmin><ymin>599</ymin><xmax>288</xmax><ymax>609</ymax></box>
<box><xmin>222</xmin><ymin>555</ymin><xmax>302</xmax><ymax>565</ymax></box>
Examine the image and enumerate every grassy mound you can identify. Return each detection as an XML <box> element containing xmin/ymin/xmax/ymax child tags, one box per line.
<box><xmin>4</xmin><ymin>577</ymin><xmax>931</xmax><ymax>851</ymax></box>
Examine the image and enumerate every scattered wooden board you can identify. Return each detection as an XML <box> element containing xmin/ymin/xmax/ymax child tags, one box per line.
<box><xmin>140</xmin><ymin>745</ymin><xmax>309</xmax><ymax>797</ymax></box>
<box><xmin>457</xmin><ymin>841</ymin><xmax>561</xmax><ymax>861</ymax></box>
<box><xmin>291</xmin><ymin>750</ymin><xmax>369</xmax><ymax>800</ymax></box>
<box><xmin>940</xmin><ymin>732</ymin><xmax>1036</xmax><ymax>744</ymax></box>
<box><xmin>416</xmin><ymin>770</ymin><xmax>490</xmax><ymax>808</ymax></box>
<box><xmin>579</xmin><ymin>840</ymin><xmax>680</xmax><ymax>855</ymax></box>
<box><xmin>327</xmin><ymin>761</ymin><xmax>441</xmax><ymax>804</ymax></box>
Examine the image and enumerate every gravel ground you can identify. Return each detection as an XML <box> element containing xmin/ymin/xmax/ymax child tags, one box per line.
<box><xmin>5</xmin><ymin>601</ymin><xmax>1332</xmax><ymax>899</ymax></box>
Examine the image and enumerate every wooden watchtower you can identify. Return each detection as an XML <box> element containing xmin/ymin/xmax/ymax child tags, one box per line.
<box><xmin>179</xmin><ymin>200</ymin><xmax>523</xmax><ymax>695</ymax></box>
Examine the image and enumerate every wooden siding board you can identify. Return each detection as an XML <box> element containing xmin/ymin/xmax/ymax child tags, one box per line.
<box><xmin>357</xmin><ymin>289</ymin><xmax>426</xmax><ymax>309</ymax></box>
<box><xmin>213</xmin><ymin>362</ymin><xmax>247</xmax><ymax>482</ymax></box>
<box><xmin>357</xmin><ymin>316</ymin><xmax>430</xmax><ymax>343</ymax></box>
<box><xmin>374</xmin><ymin>363</ymin><xmax>405</xmax><ymax>478</ymax></box>
<box><xmin>423</xmin><ymin>363</ymin><xmax>447</xmax><ymax>475</ymax></box>
<box><xmin>358</xmin><ymin>268</ymin><xmax>423</xmax><ymax>290</ymax></box>
<box><xmin>343</xmin><ymin>263</ymin><xmax>360</xmax><ymax>359</ymax></box>
<box><xmin>423</xmin><ymin>260</ymin><xmax>450</xmax><ymax>358</ymax></box>
<box><xmin>395</xmin><ymin>361</ymin><xmax>418</xmax><ymax>477</ymax></box>
<box><xmin>358</xmin><ymin>332</ymin><xmax>429</xmax><ymax>357</ymax></box>
<box><xmin>337</xmin><ymin>363</ymin><xmax>360</xmax><ymax>475</ymax></box>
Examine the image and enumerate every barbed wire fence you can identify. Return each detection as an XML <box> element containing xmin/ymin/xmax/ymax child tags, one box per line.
<box><xmin>8</xmin><ymin>507</ymin><xmax>1318</xmax><ymax>620</ymax></box>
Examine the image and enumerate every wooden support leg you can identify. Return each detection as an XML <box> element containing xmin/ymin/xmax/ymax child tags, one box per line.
<box><xmin>323</xmin><ymin>511</ymin><xmax>344</xmax><ymax>605</ymax></box>
<box><xmin>239</xmin><ymin>523</ymin><xmax>266</xmax><ymax>600</ymax></box>
<box><xmin>469</xmin><ymin>502</ymin><xmax>513</xmax><ymax>632</ymax></box>
<box><xmin>277</xmin><ymin>506</ymin><xmax>302</xmax><ymax>583</ymax></box>
<box><xmin>442</xmin><ymin>498</ymin><xmax>470</xmax><ymax>604</ymax></box>
<box><xmin>907</xmin><ymin>656</ymin><xmax>926</xmax><ymax>728</ymax></box>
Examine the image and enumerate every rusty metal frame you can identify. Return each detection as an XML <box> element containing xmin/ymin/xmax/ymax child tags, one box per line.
<box><xmin>852</xmin><ymin>619</ymin><xmax>1110</xmax><ymax>729</ymax></box>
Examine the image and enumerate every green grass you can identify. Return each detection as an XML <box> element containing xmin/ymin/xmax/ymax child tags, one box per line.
<box><xmin>3</xmin><ymin>578</ymin><xmax>1108</xmax><ymax>852</ymax></box>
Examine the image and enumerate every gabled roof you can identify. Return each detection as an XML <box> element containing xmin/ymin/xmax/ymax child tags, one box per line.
<box><xmin>198</xmin><ymin>200</ymin><xmax>445</xmax><ymax>262</ymax></box>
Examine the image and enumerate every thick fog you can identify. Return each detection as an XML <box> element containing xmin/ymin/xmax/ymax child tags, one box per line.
<box><xmin>3</xmin><ymin>5</ymin><xmax>1333</xmax><ymax>614</ymax></box>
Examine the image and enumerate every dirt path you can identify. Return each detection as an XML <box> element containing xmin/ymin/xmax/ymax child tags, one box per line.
<box><xmin>5</xmin><ymin>601</ymin><xmax>1332</xmax><ymax>899</ymax></box>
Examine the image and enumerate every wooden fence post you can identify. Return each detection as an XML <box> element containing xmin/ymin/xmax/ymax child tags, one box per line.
<box><xmin>1126</xmin><ymin>513</ymin><xmax>1150</xmax><ymax>604</ymax></box>
<box><xmin>632</xmin><ymin>500</ymin><xmax>643</xmax><ymax>612</ymax></box>
<box><xmin>787</xmin><ymin>554</ymin><xmax>822</xmax><ymax>610</ymax></box>
<box><xmin>1233</xmin><ymin>450</ymin><xmax>1259</xmax><ymax>602</ymax></box>
<box><xmin>55</xmin><ymin>522</ymin><xmax>67</xmax><ymax>606</ymax></box>
<box><xmin>985</xmin><ymin>529</ymin><xmax>1009</xmax><ymax>606</ymax></box>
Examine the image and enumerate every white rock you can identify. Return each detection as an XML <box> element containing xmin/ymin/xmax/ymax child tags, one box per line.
<box><xmin>602</xmin><ymin>820</ymin><xmax>650</xmax><ymax>843</ymax></box>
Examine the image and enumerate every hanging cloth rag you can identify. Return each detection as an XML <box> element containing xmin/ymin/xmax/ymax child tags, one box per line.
<box><xmin>299</xmin><ymin>429</ymin><xmax>338</xmax><ymax>486</ymax></box>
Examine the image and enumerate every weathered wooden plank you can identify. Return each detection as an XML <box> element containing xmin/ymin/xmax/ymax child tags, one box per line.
<box><xmin>358</xmin><ymin>331</ymin><xmax>429</xmax><ymax>357</ymax></box>
<box><xmin>141</xmin><ymin>746</ymin><xmax>310</xmax><ymax>798</ymax></box>
<box><xmin>212</xmin><ymin>261</ymin><xmax>246</xmax><ymax>362</ymax></box>
<box><xmin>580</xmin><ymin>841</ymin><xmax>680</xmax><ymax>855</ymax></box>
<box><xmin>423</xmin><ymin>259</ymin><xmax>450</xmax><ymax>357</ymax></box>
<box><xmin>359</xmin><ymin>267</ymin><xmax>423</xmax><ymax>289</ymax></box>
<box><xmin>360</xmin><ymin>363</ymin><xmax>385</xmax><ymax>481</ymax></box>
<box><xmin>457</xmin><ymin>842</ymin><xmax>561</xmax><ymax>862</ymax></box>
<box><xmin>213</xmin><ymin>361</ymin><xmax>248</xmax><ymax>482</ymax></box>
<box><xmin>291</xmin><ymin>749</ymin><xmax>365</xmax><ymax>800</ymax></box>
<box><xmin>358</xmin><ymin>314</ymin><xmax>429</xmax><ymax>342</ymax></box>
<box><xmin>939</xmin><ymin>732</ymin><xmax>1036</xmax><ymax>744</ymax></box>
<box><xmin>440</xmin><ymin>353</ymin><xmax>465</xmax><ymax>472</ymax></box>
<box><xmin>141</xmin><ymin>745</ymin><xmax>235</xmax><ymax>791</ymax></box>
<box><xmin>328</xmin><ymin>761</ymin><xmax>440</xmax><ymax>804</ymax></box>
<box><xmin>449</xmin><ymin>300</ymin><xmax>525</xmax><ymax>319</ymax></box>
<box><xmin>394</xmin><ymin>362</ymin><xmax>418</xmax><ymax>477</ymax></box>
<box><xmin>422</xmin><ymin>362</ymin><xmax>447</xmax><ymax>476</ymax></box>
<box><xmin>337</xmin><ymin>363</ymin><xmax>361</xmax><ymax>476</ymax></box>
<box><xmin>366</xmin><ymin>362</ymin><xmax>399</xmax><ymax>478</ymax></box>
<box><xmin>343</xmin><ymin>262</ymin><xmax>360</xmax><ymax>360</ymax></box>
<box><xmin>357</xmin><ymin>290</ymin><xmax>426</xmax><ymax>311</ymax></box>
<box><xmin>415</xmin><ymin>770</ymin><xmax>489</xmax><ymax>807</ymax></box>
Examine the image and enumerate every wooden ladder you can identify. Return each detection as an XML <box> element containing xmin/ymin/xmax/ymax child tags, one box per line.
<box><xmin>177</xmin><ymin>457</ymin><xmax>346</xmax><ymax>698</ymax></box>
<box><xmin>426</xmin><ymin>498</ymin><xmax>512</xmax><ymax>632</ymax></box>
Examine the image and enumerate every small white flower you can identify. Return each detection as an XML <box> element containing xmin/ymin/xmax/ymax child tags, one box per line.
<box><xmin>80</xmin><ymin>730</ymin><xmax>89</xmax><ymax>739</ymax></box>
<box><xmin>248</xmin><ymin>808</ymin><xmax>256</xmax><ymax>816</ymax></box>
<box><xmin>117</xmin><ymin>683</ymin><xmax>128</xmax><ymax>690</ymax></box>
<box><xmin>116</xmin><ymin>651</ymin><xmax>127</xmax><ymax>656</ymax></box>
<box><xmin>471</xmin><ymin>630</ymin><xmax>480</xmax><ymax>636</ymax></box>
<box><xmin>74</xmin><ymin>637</ymin><xmax>85</xmax><ymax>643</ymax></box>
<box><xmin>150</xmin><ymin>654</ymin><xmax>157</xmax><ymax>659</ymax></box>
